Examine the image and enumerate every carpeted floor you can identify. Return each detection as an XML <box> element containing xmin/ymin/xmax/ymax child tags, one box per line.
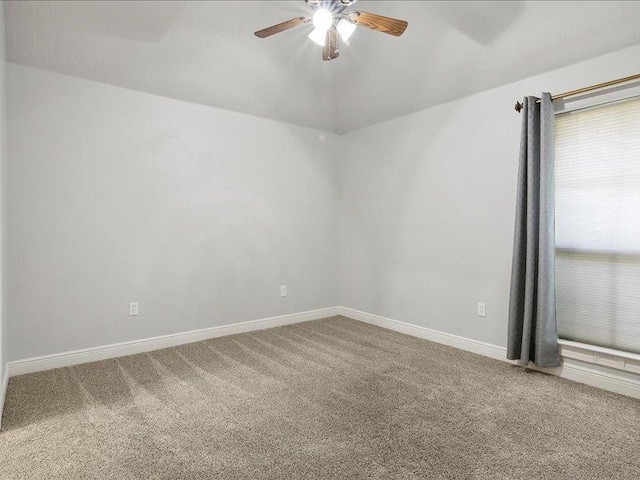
<box><xmin>1</xmin><ymin>316</ymin><xmax>640</xmax><ymax>479</ymax></box>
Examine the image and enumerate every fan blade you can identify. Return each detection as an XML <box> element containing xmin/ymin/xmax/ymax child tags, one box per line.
<box><xmin>322</xmin><ymin>27</ymin><xmax>340</xmax><ymax>61</ymax></box>
<box><xmin>348</xmin><ymin>11</ymin><xmax>408</xmax><ymax>36</ymax></box>
<box><xmin>254</xmin><ymin>17</ymin><xmax>310</xmax><ymax>38</ymax></box>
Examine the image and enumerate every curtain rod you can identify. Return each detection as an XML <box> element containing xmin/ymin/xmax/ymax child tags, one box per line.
<box><xmin>514</xmin><ymin>72</ymin><xmax>640</xmax><ymax>113</ymax></box>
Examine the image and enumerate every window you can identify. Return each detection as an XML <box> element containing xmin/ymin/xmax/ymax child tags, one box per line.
<box><xmin>555</xmin><ymin>96</ymin><xmax>640</xmax><ymax>354</ymax></box>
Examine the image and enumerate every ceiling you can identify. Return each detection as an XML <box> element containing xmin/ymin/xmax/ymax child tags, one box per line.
<box><xmin>6</xmin><ymin>1</ymin><xmax>640</xmax><ymax>134</ymax></box>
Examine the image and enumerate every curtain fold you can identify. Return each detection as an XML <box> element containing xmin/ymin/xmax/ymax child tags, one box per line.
<box><xmin>507</xmin><ymin>93</ymin><xmax>561</xmax><ymax>368</ymax></box>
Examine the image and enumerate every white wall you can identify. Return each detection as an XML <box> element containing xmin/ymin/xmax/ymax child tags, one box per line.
<box><xmin>8</xmin><ymin>64</ymin><xmax>338</xmax><ymax>361</ymax></box>
<box><xmin>339</xmin><ymin>44</ymin><xmax>640</xmax><ymax>348</ymax></box>
<box><xmin>7</xmin><ymin>42</ymin><xmax>640</xmax><ymax>367</ymax></box>
<box><xmin>0</xmin><ymin>1</ymin><xmax>7</xmax><ymax>380</ymax></box>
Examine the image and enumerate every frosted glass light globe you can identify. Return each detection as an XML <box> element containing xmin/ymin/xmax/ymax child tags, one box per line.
<box><xmin>337</xmin><ymin>19</ymin><xmax>356</xmax><ymax>41</ymax></box>
<box><xmin>308</xmin><ymin>28</ymin><xmax>327</xmax><ymax>46</ymax></box>
<box><xmin>313</xmin><ymin>9</ymin><xmax>333</xmax><ymax>31</ymax></box>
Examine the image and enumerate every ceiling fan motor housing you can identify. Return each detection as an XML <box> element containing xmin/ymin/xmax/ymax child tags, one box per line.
<box><xmin>306</xmin><ymin>0</ymin><xmax>358</xmax><ymax>11</ymax></box>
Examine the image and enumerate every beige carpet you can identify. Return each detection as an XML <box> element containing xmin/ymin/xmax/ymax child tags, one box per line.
<box><xmin>1</xmin><ymin>316</ymin><xmax>639</xmax><ymax>479</ymax></box>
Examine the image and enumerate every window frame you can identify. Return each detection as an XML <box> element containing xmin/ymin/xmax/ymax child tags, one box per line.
<box><xmin>553</xmin><ymin>85</ymin><xmax>640</xmax><ymax>371</ymax></box>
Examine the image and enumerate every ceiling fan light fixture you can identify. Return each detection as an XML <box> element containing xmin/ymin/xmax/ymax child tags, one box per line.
<box><xmin>308</xmin><ymin>27</ymin><xmax>327</xmax><ymax>46</ymax></box>
<box><xmin>336</xmin><ymin>19</ymin><xmax>356</xmax><ymax>42</ymax></box>
<box><xmin>312</xmin><ymin>8</ymin><xmax>333</xmax><ymax>31</ymax></box>
<box><xmin>254</xmin><ymin>1</ymin><xmax>408</xmax><ymax>61</ymax></box>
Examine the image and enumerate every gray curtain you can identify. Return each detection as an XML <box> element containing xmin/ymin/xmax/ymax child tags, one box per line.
<box><xmin>507</xmin><ymin>93</ymin><xmax>561</xmax><ymax>368</ymax></box>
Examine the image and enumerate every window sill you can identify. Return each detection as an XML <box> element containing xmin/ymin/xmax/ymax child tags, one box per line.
<box><xmin>558</xmin><ymin>339</ymin><xmax>640</xmax><ymax>374</ymax></box>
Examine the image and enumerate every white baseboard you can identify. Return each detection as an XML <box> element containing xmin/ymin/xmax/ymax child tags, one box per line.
<box><xmin>337</xmin><ymin>306</ymin><xmax>640</xmax><ymax>400</ymax></box>
<box><xmin>8</xmin><ymin>307</ymin><xmax>339</xmax><ymax>377</ymax></box>
<box><xmin>337</xmin><ymin>307</ymin><xmax>507</xmax><ymax>361</ymax></box>
<box><xmin>534</xmin><ymin>360</ymin><xmax>640</xmax><ymax>400</ymax></box>
<box><xmin>0</xmin><ymin>364</ymin><xmax>8</xmax><ymax>429</ymax></box>
<box><xmin>7</xmin><ymin>305</ymin><xmax>640</xmax><ymax>401</ymax></box>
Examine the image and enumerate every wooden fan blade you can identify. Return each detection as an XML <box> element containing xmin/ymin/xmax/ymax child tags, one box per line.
<box><xmin>322</xmin><ymin>27</ymin><xmax>340</xmax><ymax>61</ymax></box>
<box><xmin>254</xmin><ymin>17</ymin><xmax>310</xmax><ymax>38</ymax></box>
<box><xmin>348</xmin><ymin>11</ymin><xmax>408</xmax><ymax>36</ymax></box>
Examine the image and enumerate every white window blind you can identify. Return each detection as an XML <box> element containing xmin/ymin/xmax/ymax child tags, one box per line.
<box><xmin>555</xmin><ymin>96</ymin><xmax>640</xmax><ymax>354</ymax></box>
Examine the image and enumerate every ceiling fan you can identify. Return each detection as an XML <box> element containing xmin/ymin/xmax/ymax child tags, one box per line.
<box><xmin>254</xmin><ymin>0</ymin><xmax>408</xmax><ymax>61</ymax></box>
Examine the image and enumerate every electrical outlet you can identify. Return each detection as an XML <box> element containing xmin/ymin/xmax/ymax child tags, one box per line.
<box><xmin>280</xmin><ymin>285</ymin><xmax>287</xmax><ymax>297</ymax></box>
<box><xmin>477</xmin><ymin>302</ymin><xmax>486</xmax><ymax>317</ymax></box>
<box><xmin>129</xmin><ymin>302</ymin><xmax>139</xmax><ymax>316</ymax></box>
